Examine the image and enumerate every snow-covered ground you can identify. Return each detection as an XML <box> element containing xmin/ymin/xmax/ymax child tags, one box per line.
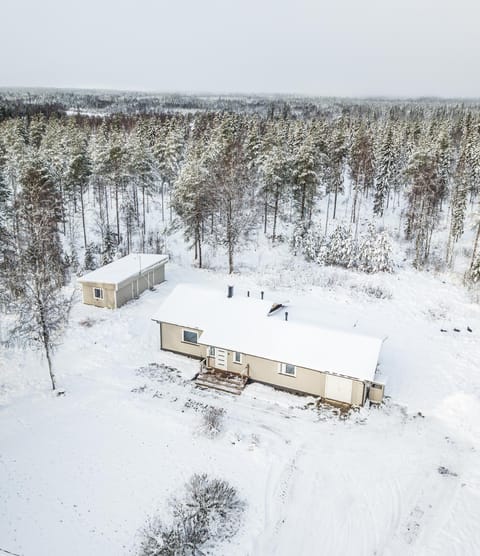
<box><xmin>1</xmin><ymin>258</ymin><xmax>480</xmax><ymax>555</ymax></box>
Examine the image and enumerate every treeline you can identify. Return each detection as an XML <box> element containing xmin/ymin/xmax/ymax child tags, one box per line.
<box><xmin>1</xmin><ymin>102</ymin><xmax>480</xmax><ymax>277</ymax></box>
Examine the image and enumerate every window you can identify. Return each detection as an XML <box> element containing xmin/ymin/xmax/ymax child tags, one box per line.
<box><xmin>182</xmin><ymin>329</ymin><xmax>198</xmax><ymax>344</ymax></box>
<box><xmin>279</xmin><ymin>363</ymin><xmax>296</xmax><ymax>376</ymax></box>
<box><xmin>233</xmin><ymin>351</ymin><xmax>242</xmax><ymax>364</ymax></box>
<box><xmin>209</xmin><ymin>346</ymin><xmax>216</xmax><ymax>357</ymax></box>
<box><xmin>93</xmin><ymin>287</ymin><xmax>104</xmax><ymax>300</ymax></box>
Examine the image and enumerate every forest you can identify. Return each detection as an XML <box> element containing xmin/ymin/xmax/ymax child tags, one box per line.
<box><xmin>0</xmin><ymin>92</ymin><xmax>480</xmax><ymax>387</ymax></box>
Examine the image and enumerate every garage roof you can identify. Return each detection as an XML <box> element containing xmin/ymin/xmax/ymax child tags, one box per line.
<box><xmin>152</xmin><ymin>284</ymin><xmax>382</xmax><ymax>382</ymax></box>
<box><xmin>78</xmin><ymin>253</ymin><xmax>168</xmax><ymax>287</ymax></box>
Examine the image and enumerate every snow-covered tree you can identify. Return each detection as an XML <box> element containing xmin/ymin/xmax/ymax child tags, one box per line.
<box><xmin>6</xmin><ymin>158</ymin><xmax>68</xmax><ymax>391</ymax></box>
<box><xmin>357</xmin><ymin>224</ymin><xmax>394</xmax><ymax>273</ymax></box>
<box><xmin>324</xmin><ymin>225</ymin><xmax>355</xmax><ymax>268</ymax></box>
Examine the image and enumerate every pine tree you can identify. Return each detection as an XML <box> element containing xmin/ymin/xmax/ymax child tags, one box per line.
<box><xmin>404</xmin><ymin>149</ymin><xmax>444</xmax><ymax>268</ymax></box>
<box><xmin>172</xmin><ymin>141</ymin><xmax>211</xmax><ymax>268</ymax></box>
<box><xmin>291</xmin><ymin>131</ymin><xmax>319</xmax><ymax>226</ymax></box>
<box><xmin>349</xmin><ymin>123</ymin><xmax>375</xmax><ymax>237</ymax></box>
<box><xmin>258</xmin><ymin>128</ymin><xmax>290</xmax><ymax>242</ymax></box>
<box><xmin>67</xmin><ymin>128</ymin><xmax>92</xmax><ymax>248</ymax></box>
<box><xmin>446</xmin><ymin>149</ymin><xmax>468</xmax><ymax>266</ymax></box>
<box><xmin>373</xmin><ymin>126</ymin><xmax>395</xmax><ymax>217</ymax></box>
<box><xmin>326</xmin><ymin>120</ymin><xmax>347</xmax><ymax>221</ymax></box>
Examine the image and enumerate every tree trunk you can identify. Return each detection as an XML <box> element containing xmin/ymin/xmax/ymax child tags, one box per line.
<box><xmin>198</xmin><ymin>230</ymin><xmax>203</xmax><ymax>269</ymax></box>
<box><xmin>272</xmin><ymin>185</ymin><xmax>280</xmax><ymax>244</ymax></box>
<box><xmin>333</xmin><ymin>179</ymin><xmax>339</xmax><ymax>219</ymax></box>
<box><xmin>80</xmin><ymin>184</ymin><xmax>87</xmax><ymax>249</ymax></box>
<box><xmin>325</xmin><ymin>192</ymin><xmax>331</xmax><ymax>235</ymax></box>
<box><xmin>263</xmin><ymin>191</ymin><xmax>268</xmax><ymax>234</ymax></box>
<box><xmin>104</xmin><ymin>185</ymin><xmax>109</xmax><ymax>228</ymax></box>
<box><xmin>300</xmin><ymin>184</ymin><xmax>306</xmax><ymax>222</ymax></box>
<box><xmin>115</xmin><ymin>184</ymin><xmax>120</xmax><ymax>244</ymax></box>
<box><xmin>227</xmin><ymin>201</ymin><xmax>234</xmax><ymax>274</ymax></box>
<box><xmin>45</xmin><ymin>342</ymin><xmax>56</xmax><ymax>391</ymax></box>
<box><xmin>38</xmin><ymin>295</ymin><xmax>56</xmax><ymax>391</ymax></box>
<box><xmin>470</xmin><ymin>221</ymin><xmax>480</xmax><ymax>269</ymax></box>
<box><xmin>142</xmin><ymin>186</ymin><xmax>146</xmax><ymax>238</ymax></box>
<box><xmin>354</xmin><ymin>189</ymin><xmax>362</xmax><ymax>241</ymax></box>
<box><xmin>161</xmin><ymin>181</ymin><xmax>165</xmax><ymax>222</ymax></box>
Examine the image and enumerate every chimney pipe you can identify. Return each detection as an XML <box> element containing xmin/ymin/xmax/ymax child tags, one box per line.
<box><xmin>285</xmin><ymin>311</ymin><xmax>289</xmax><ymax>321</ymax></box>
<box><xmin>227</xmin><ymin>285</ymin><xmax>234</xmax><ymax>298</ymax></box>
<box><xmin>261</xmin><ymin>291</ymin><xmax>264</xmax><ymax>300</ymax></box>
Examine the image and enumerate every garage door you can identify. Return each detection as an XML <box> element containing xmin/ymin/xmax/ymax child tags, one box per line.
<box><xmin>325</xmin><ymin>375</ymin><xmax>353</xmax><ymax>404</ymax></box>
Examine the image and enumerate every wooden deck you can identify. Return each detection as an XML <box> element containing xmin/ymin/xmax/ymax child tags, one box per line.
<box><xmin>195</xmin><ymin>360</ymin><xmax>249</xmax><ymax>395</ymax></box>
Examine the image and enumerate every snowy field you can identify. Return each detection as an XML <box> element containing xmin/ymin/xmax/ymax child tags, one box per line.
<box><xmin>1</xmin><ymin>256</ymin><xmax>480</xmax><ymax>555</ymax></box>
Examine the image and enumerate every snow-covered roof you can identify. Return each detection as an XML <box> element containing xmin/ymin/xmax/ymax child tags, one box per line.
<box><xmin>152</xmin><ymin>284</ymin><xmax>382</xmax><ymax>382</ymax></box>
<box><xmin>78</xmin><ymin>253</ymin><xmax>168</xmax><ymax>288</ymax></box>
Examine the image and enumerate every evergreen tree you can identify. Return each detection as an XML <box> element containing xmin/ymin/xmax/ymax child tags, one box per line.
<box><xmin>404</xmin><ymin>149</ymin><xmax>444</xmax><ymax>268</ymax></box>
<box><xmin>291</xmin><ymin>130</ymin><xmax>319</xmax><ymax>225</ymax></box>
<box><xmin>447</xmin><ymin>148</ymin><xmax>468</xmax><ymax>266</ymax></box>
<box><xmin>173</xmin><ymin>141</ymin><xmax>211</xmax><ymax>268</ymax></box>
<box><xmin>373</xmin><ymin>126</ymin><xmax>395</xmax><ymax>217</ymax></box>
<box><xmin>324</xmin><ymin>225</ymin><xmax>355</xmax><ymax>268</ymax></box>
<box><xmin>349</xmin><ymin>123</ymin><xmax>375</xmax><ymax>237</ymax></box>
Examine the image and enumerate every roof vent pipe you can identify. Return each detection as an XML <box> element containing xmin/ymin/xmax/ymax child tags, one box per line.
<box><xmin>247</xmin><ymin>291</ymin><xmax>250</xmax><ymax>297</ymax></box>
<box><xmin>227</xmin><ymin>285</ymin><xmax>234</xmax><ymax>298</ymax></box>
<box><xmin>285</xmin><ymin>311</ymin><xmax>289</xmax><ymax>321</ymax></box>
<box><xmin>261</xmin><ymin>291</ymin><xmax>264</xmax><ymax>300</ymax></box>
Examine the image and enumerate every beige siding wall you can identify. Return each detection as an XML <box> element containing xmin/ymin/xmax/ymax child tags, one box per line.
<box><xmin>81</xmin><ymin>282</ymin><xmax>117</xmax><ymax>309</ymax></box>
<box><xmin>351</xmin><ymin>380</ymin><xmax>365</xmax><ymax>406</ymax></box>
<box><xmin>210</xmin><ymin>347</ymin><xmax>367</xmax><ymax>406</ymax></box>
<box><xmin>161</xmin><ymin>322</ymin><xmax>207</xmax><ymax>359</ymax></box>
<box><xmin>82</xmin><ymin>262</ymin><xmax>166</xmax><ymax>309</ymax></box>
<box><xmin>368</xmin><ymin>382</ymin><xmax>385</xmax><ymax>403</ymax></box>
<box><xmin>160</xmin><ymin>324</ymin><xmax>369</xmax><ymax>406</ymax></box>
<box><xmin>205</xmin><ymin>348</ymin><xmax>327</xmax><ymax>397</ymax></box>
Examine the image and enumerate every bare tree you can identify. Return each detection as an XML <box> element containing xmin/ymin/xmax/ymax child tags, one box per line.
<box><xmin>5</xmin><ymin>159</ymin><xmax>69</xmax><ymax>391</ymax></box>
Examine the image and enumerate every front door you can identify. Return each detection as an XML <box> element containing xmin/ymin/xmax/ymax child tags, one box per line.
<box><xmin>215</xmin><ymin>348</ymin><xmax>228</xmax><ymax>370</ymax></box>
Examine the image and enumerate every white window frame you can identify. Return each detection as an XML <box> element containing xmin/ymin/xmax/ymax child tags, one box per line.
<box><xmin>233</xmin><ymin>351</ymin><xmax>243</xmax><ymax>364</ymax></box>
<box><xmin>279</xmin><ymin>362</ymin><xmax>296</xmax><ymax>377</ymax></box>
<box><xmin>182</xmin><ymin>329</ymin><xmax>198</xmax><ymax>345</ymax></box>
<box><xmin>209</xmin><ymin>346</ymin><xmax>216</xmax><ymax>357</ymax></box>
<box><xmin>93</xmin><ymin>287</ymin><xmax>104</xmax><ymax>300</ymax></box>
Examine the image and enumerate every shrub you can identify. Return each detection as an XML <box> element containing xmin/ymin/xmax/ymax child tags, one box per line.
<box><xmin>139</xmin><ymin>474</ymin><xmax>245</xmax><ymax>556</ymax></box>
<box><xmin>200</xmin><ymin>406</ymin><xmax>226</xmax><ymax>438</ymax></box>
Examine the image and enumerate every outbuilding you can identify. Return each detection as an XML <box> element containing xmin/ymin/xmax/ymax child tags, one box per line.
<box><xmin>152</xmin><ymin>284</ymin><xmax>385</xmax><ymax>406</ymax></box>
<box><xmin>78</xmin><ymin>253</ymin><xmax>168</xmax><ymax>309</ymax></box>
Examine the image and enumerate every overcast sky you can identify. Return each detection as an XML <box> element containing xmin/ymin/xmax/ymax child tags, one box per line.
<box><xmin>1</xmin><ymin>0</ymin><xmax>479</xmax><ymax>98</ymax></box>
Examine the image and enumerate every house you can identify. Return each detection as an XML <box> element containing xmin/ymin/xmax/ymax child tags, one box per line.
<box><xmin>78</xmin><ymin>253</ymin><xmax>168</xmax><ymax>309</ymax></box>
<box><xmin>151</xmin><ymin>284</ymin><xmax>385</xmax><ymax>406</ymax></box>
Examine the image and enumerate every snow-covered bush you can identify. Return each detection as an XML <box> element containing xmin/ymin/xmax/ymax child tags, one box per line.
<box><xmin>293</xmin><ymin>222</ymin><xmax>394</xmax><ymax>274</ymax></box>
<box><xmin>356</xmin><ymin>224</ymin><xmax>394</xmax><ymax>273</ymax></box>
<box><xmin>201</xmin><ymin>406</ymin><xmax>225</xmax><ymax>438</ymax></box>
<box><xmin>324</xmin><ymin>225</ymin><xmax>355</xmax><ymax>268</ymax></box>
<box><xmin>138</xmin><ymin>474</ymin><xmax>245</xmax><ymax>556</ymax></box>
<box><xmin>83</xmin><ymin>242</ymin><xmax>97</xmax><ymax>271</ymax></box>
